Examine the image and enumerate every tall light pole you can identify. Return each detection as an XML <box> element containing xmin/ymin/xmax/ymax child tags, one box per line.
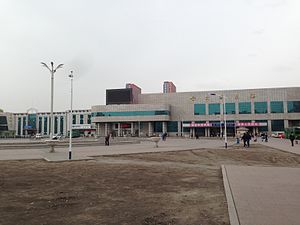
<box><xmin>68</xmin><ymin>71</ymin><xmax>74</xmax><ymax>160</ymax></box>
<box><xmin>41</xmin><ymin>62</ymin><xmax>64</xmax><ymax>139</ymax></box>
<box><xmin>210</xmin><ymin>93</ymin><xmax>228</xmax><ymax>149</ymax></box>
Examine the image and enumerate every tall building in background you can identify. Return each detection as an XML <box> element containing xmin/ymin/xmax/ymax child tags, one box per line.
<box><xmin>163</xmin><ymin>81</ymin><xmax>176</xmax><ymax>93</ymax></box>
<box><xmin>126</xmin><ymin>83</ymin><xmax>142</xmax><ymax>104</ymax></box>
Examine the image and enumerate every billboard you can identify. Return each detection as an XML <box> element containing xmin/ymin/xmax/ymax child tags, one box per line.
<box><xmin>106</xmin><ymin>88</ymin><xmax>132</xmax><ymax>105</ymax></box>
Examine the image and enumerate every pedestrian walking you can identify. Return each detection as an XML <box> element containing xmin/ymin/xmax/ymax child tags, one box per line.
<box><xmin>242</xmin><ymin>132</ymin><xmax>251</xmax><ymax>148</ymax></box>
<box><xmin>265</xmin><ymin>133</ymin><xmax>268</xmax><ymax>142</ymax></box>
<box><xmin>105</xmin><ymin>134</ymin><xmax>110</xmax><ymax>146</ymax></box>
<box><xmin>289</xmin><ymin>133</ymin><xmax>295</xmax><ymax>147</ymax></box>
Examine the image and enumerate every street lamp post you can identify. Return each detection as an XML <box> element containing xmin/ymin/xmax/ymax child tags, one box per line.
<box><xmin>68</xmin><ymin>71</ymin><xmax>74</xmax><ymax>160</ymax></box>
<box><xmin>41</xmin><ymin>62</ymin><xmax>64</xmax><ymax>140</ymax></box>
<box><xmin>210</xmin><ymin>93</ymin><xmax>228</xmax><ymax>149</ymax></box>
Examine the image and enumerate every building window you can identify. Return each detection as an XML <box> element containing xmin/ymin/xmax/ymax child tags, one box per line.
<box><xmin>225</xmin><ymin>103</ymin><xmax>235</xmax><ymax>114</ymax></box>
<box><xmin>255</xmin><ymin>120</ymin><xmax>268</xmax><ymax>132</ymax></box>
<box><xmin>270</xmin><ymin>101</ymin><xmax>284</xmax><ymax>113</ymax></box>
<box><xmin>254</xmin><ymin>102</ymin><xmax>268</xmax><ymax>114</ymax></box>
<box><xmin>239</xmin><ymin>102</ymin><xmax>251</xmax><ymax>114</ymax></box>
<box><xmin>209</xmin><ymin>103</ymin><xmax>220</xmax><ymax>115</ymax></box>
<box><xmin>73</xmin><ymin>115</ymin><xmax>76</xmax><ymax>124</ymax></box>
<box><xmin>154</xmin><ymin>122</ymin><xmax>162</xmax><ymax>133</ymax></box>
<box><xmin>60</xmin><ymin>117</ymin><xmax>64</xmax><ymax>134</ymax></box>
<box><xmin>93</xmin><ymin>111</ymin><xmax>170</xmax><ymax>117</ymax></box>
<box><xmin>18</xmin><ymin>117</ymin><xmax>21</xmax><ymax>135</ymax></box>
<box><xmin>80</xmin><ymin>115</ymin><xmax>84</xmax><ymax>124</ymax></box>
<box><xmin>88</xmin><ymin>115</ymin><xmax>91</xmax><ymax>124</ymax></box>
<box><xmin>44</xmin><ymin>117</ymin><xmax>47</xmax><ymax>135</ymax></box>
<box><xmin>194</xmin><ymin>104</ymin><xmax>206</xmax><ymax>115</ymax></box>
<box><xmin>38</xmin><ymin>117</ymin><xmax>42</xmax><ymax>133</ymax></box>
<box><xmin>167</xmin><ymin>121</ymin><xmax>178</xmax><ymax>132</ymax></box>
<box><xmin>28</xmin><ymin>114</ymin><xmax>37</xmax><ymax>129</ymax></box>
<box><xmin>271</xmin><ymin>120</ymin><xmax>284</xmax><ymax>131</ymax></box>
<box><xmin>54</xmin><ymin>116</ymin><xmax>58</xmax><ymax>134</ymax></box>
<box><xmin>23</xmin><ymin>117</ymin><xmax>26</xmax><ymax>129</ymax></box>
<box><xmin>288</xmin><ymin>101</ymin><xmax>300</xmax><ymax>113</ymax></box>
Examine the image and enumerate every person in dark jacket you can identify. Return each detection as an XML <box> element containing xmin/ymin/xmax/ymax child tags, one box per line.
<box><xmin>242</xmin><ymin>132</ymin><xmax>251</xmax><ymax>148</ymax></box>
<box><xmin>289</xmin><ymin>133</ymin><xmax>295</xmax><ymax>147</ymax></box>
<box><xmin>105</xmin><ymin>134</ymin><xmax>110</xmax><ymax>146</ymax></box>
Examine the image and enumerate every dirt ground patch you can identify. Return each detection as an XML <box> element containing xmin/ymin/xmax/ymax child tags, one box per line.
<box><xmin>1</xmin><ymin>144</ymin><xmax>300</xmax><ymax>225</ymax></box>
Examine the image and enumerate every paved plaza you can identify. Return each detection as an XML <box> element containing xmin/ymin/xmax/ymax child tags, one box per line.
<box><xmin>0</xmin><ymin>137</ymin><xmax>300</xmax><ymax>225</ymax></box>
<box><xmin>0</xmin><ymin>137</ymin><xmax>229</xmax><ymax>161</ymax></box>
<box><xmin>223</xmin><ymin>165</ymin><xmax>300</xmax><ymax>225</ymax></box>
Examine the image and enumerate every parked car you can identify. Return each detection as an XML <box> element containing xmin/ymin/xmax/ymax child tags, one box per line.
<box><xmin>271</xmin><ymin>132</ymin><xmax>285</xmax><ymax>138</ymax></box>
<box><xmin>35</xmin><ymin>133</ymin><xmax>43</xmax><ymax>139</ymax></box>
<box><xmin>52</xmin><ymin>134</ymin><xmax>63</xmax><ymax>140</ymax></box>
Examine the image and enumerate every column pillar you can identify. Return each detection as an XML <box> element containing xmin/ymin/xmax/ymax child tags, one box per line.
<box><xmin>57</xmin><ymin>115</ymin><xmax>61</xmax><ymax>134</ymax></box>
<box><xmin>41</xmin><ymin>116</ymin><xmax>45</xmax><ymax>135</ymax></box>
<box><xmin>118</xmin><ymin>123</ymin><xmax>121</xmax><ymax>136</ymax></box>
<box><xmin>192</xmin><ymin>127</ymin><xmax>195</xmax><ymax>138</ymax></box>
<box><xmin>104</xmin><ymin>123</ymin><xmax>108</xmax><ymax>136</ymax></box>
<box><xmin>177</xmin><ymin>121</ymin><xmax>181</xmax><ymax>136</ymax></box>
<box><xmin>284</xmin><ymin>120</ymin><xmax>289</xmax><ymax>130</ymax></box>
<box><xmin>267</xmin><ymin>120</ymin><xmax>272</xmax><ymax>135</ymax></box>
<box><xmin>47</xmin><ymin>116</ymin><xmax>50</xmax><ymax>135</ymax></box>
<box><xmin>36</xmin><ymin>116</ymin><xmax>39</xmax><ymax>134</ymax></box>
<box><xmin>20</xmin><ymin>116</ymin><xmax>24</xmax><ymax>136</ymax></box>
<box><xmin>96</xmin><ymin>123</ymin><xmax>100</xmax><ymax>136</ymax></box>
<box><xmin>148</xmin><ymin>122</ymin><xmax>153</xmax><ymax>136</ymax></box>
<box><xmin>162</xmin><ymin>122</ymin><xmax>167</xmax><ymax>133</ymax></box>
<box><xmin>131</xmin><ymin>122</ymin><xmax>134</xmax><ymax>136</ymax></box>
<box><xmin>15</xmin><ymin>116</ymin><xmax>19</xmax><ymax>136</ymax></box>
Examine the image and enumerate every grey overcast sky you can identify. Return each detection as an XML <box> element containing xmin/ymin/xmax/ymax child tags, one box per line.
<box><xmin>1</xmin><ymin>0</ymin><xmax>300</xmax><ymax>112</ymax></box>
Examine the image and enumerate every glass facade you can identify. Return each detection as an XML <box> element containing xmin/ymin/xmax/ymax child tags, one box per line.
<box><xmin>225</xmin><ymin>103</ymin><xmax>235</xmax><ymax>114</ymax></box>
<box><xmin>154</xmin><ymin>122</ymin><xmax>162</xmax><ymax>133</ymax></box>
<box><xmin>209</xmin><ymin>104</ymin><xmax>220</xmax><ymax>115</ymax></box>
<box><xmin>93</xmin><ymin>110</ymin><xmax>170</xmax><ymax>117</ymax></box>
<box><xmin>38</xmin><ymin>117</ymin><xmax>42</xmax><ymax>133</ymax></box>
<box><xmin>239</xmin><ymin>102</ymin><xmax>251</xmax><ymax>114</ymax></box>
<box><xmin>23</xmin><ymin>117</ymin><xmax>26</xmax><ymax>129</ymax></box>
<box><xmin>255</xmin><ymin>120</ymin><xmax>268</xmax><ymax>132</ymax></box>
<box><xmin>271</xmin><ymin>120</ymin><xmax>284</xmax><ymax>131</ymax></box>
<box><xmin>254</xmin><ymin>102</ymin><xmax>268</xmax><ymax>114</ymax></box>
<box><xmin>288</xmin><ymin>101</ymin><xmax>300</xmax><ymax>113</ymax></box>
<box><xmin>60</xmin><ymin>117</ymin><xmax>64</xmax><ymax>134</ymax></box>
<box><xmin>18</xmin><ymin>117</ymin><xmax>21</xmax><ymax>135</ymax></box>
<box><xmin>167</xmin><ymin>121</ymin><xmax>178</xmax><ymax>132</ymax></box>
<box><xmin>54</xmin><ymin>116</ymin><xmax>58</xmax><ymax>134</ymax></box>
<box><xmin>44</xmin><ymin>117</ymin><xmax>47</xmax><ymax>135</ymax></box>
<box><xmin>194</xmin><ymin>104</ymin><xmax>206</xmax><ymax>115</ymax></box>
<box><xmin>270</xmin><ymin>101</ymin><xmax>284</xmax><ymax>113</ymax></box>
<box><xmin>28</xmin><ymin>114</ymin><xmax>37</xmax><ymax>129</ymax></box>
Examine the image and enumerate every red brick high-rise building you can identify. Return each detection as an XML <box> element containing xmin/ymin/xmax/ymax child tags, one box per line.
<box><xmin>163</xmin><ymin>81</ymin><xmax>176</xmax><ymax>93</ymax></box>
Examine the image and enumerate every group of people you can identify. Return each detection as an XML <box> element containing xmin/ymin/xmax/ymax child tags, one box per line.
<box><xmin>241</xmin><ymin>132</ymin><xmax>252</xmax><ymax>148</ymax></box>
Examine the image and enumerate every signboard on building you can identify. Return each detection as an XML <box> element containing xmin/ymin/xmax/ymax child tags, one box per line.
<box><xmin>183</xmin><ymin>122</ymin><xmax>268</xmax><ymax>128</ymax></box>
<box><xmin>72</xmin><ymin>124</ymin><xmax>91</xmax><ymax>129</ymax></box>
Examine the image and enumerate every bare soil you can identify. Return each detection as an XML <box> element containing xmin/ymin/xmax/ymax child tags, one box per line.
<box><xmin>1</xmin><ymin>144</ymin><xmax>300</xmax><ymax>225</ymax></box>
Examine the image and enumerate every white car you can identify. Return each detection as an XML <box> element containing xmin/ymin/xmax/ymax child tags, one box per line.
<box><xmin>35</xmin><ymin>133</ymin><xmax>42</xmax><ymax>139</ymax></box>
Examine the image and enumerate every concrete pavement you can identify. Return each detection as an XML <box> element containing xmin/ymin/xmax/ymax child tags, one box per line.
<box><xmin>223</xmin><ymin>165</ymin><xmax>300</xmax><ymax>225</ymax></box>
<box><xmin>259</xmin><ymin>137</ymin><xmax>300</xmax><ymax>155</ymax></box>
<box><xmin>0</xmin><ymin>138</ymin><xmax>230</xmax><ymax>162</ymax></box>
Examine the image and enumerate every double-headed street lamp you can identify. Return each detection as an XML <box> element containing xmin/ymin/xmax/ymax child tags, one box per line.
<box><xmin>41</xmin><ymin>62</ymin><xmax>64</xmax><ymax>139</ymax></box>
<box><xmin>68</xmin><ymin>71</ymin><xmax>74</xmax><ymax>160</ymax></box>
<box><xmin>210</xmin><ymin>93</ymin><xmax>228</xmax><ymax>149</ymax></box>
